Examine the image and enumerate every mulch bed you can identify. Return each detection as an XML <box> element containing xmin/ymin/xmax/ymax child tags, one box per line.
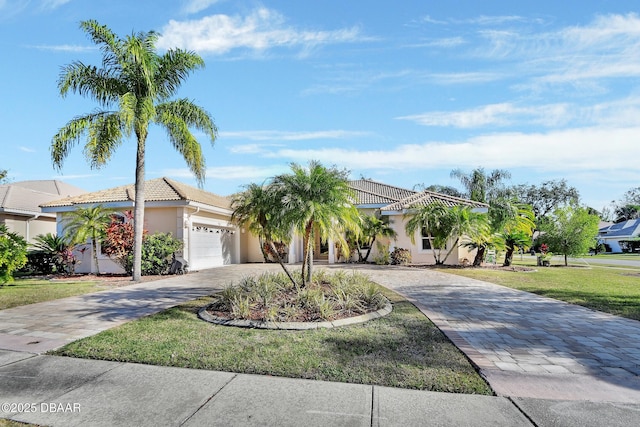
<box><xmin>407</xmin><ymin>264</ymin><xmax>536</xmax><ymax>272</ymax></box>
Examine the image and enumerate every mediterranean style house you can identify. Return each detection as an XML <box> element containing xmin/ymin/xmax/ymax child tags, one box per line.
<box><xmin>0</xmin><ymin>180</ymin><xmax>86</xmax><ymax>243</ymax></box>
<box><xmin>40</xmin><ymin>177</ymin><xmax>488</xmax><ymax>274</ymax></box>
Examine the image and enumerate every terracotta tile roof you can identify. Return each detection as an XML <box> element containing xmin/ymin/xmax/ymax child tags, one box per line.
<box><xmin>348</xmin><ymin>179</ymin><xmax>417</xmax><ymax>205</ymax></box>
<box><xmin>41</xmin><ymin>177</ymin><xmax>231</xmax><ymax>210</ymax></box>
<box><xmin>0</xmin><ymin>180</ymin><xmax>86</xmax><ymax>215</ymax></box>
<box><xmin>381</xmin><ymin>190</ymin><xmax>489</xmax><ymax>211</ymax></box>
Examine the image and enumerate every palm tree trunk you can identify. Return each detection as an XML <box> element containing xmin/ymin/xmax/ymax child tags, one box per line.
<box><xmin>258</xmin><ymin>236</ymin><xmax>269</xmax><ymax>262</ymax></box>
<box><xmin>301</xmin><ymin>221</ymin><xmax>313</xmax><ymax>286</ymax></box>
<box><xmin>473</xmin><ymin>246</ymin><xmax>486</xmax><ymax>267</ymax></box>
<box><xmin>362</xmin><ymin>237</ymin><xmax>376</xmax><ymax>263</ymax></box>
<box><xmin>132</xmin><ymin>133</ymin><xmax>146</xmax><ymax>282</ymax></box>
<box><xmin>503</xmin><ymin>248</ymin><xmax>514</xmax><ymax>266</ymax></box>
<box><xmin>441</xmin><ymin>238</ymin><xmax>460</xmax><ymax>265</ymax></box>
<box><xmin>92</xmin><ymin>239</ymin><xmax>100</xmax><ymax>275</ymax></box>
<box><xmin>268</xmin><ymin>241</ymin><xmax>297</xmax><ymax>287</ymax></box>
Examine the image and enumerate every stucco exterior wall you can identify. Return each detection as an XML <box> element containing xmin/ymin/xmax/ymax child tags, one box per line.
<box><xmin>239</xmin><ymin>231</ymin><xmax>265</xmax><ymax>263</ymax></box>
<box><xmin>384</xmin><ymin>214</ymin><xmax>463</xmax><ymax>265</ymax></box>
<box><xmin>1</xmin><ymin>214</ymin><xmax>56</xmax><ymax>244</ymax></box>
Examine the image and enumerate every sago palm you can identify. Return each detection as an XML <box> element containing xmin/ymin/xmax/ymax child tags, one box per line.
<box><xmin>51</xmin><ymin>20</ymin><xmax>217</xmax><ymax>281</ymax></box>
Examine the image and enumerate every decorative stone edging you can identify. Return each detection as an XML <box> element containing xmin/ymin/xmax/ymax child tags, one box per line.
<box><xmin>197</xmin><ymin>300</ymin><xmax>393</xmax><ymax>330</ymax></box>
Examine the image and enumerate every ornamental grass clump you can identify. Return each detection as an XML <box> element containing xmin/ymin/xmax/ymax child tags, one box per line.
<box><xmin>206</xmin><ymin>270</ymin><xmax>387</xmax><ymax>322</ymax></box>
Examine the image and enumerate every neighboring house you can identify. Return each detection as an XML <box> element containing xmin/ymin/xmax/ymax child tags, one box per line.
<box><xmin>281</xmin><ymin>179</ymin><xmax>488</xmax><ymax>266</ymax></box>
<box><xmin>0</xmin><ymin>180</ymin><xmax>86</xmax><ymax>243</ymax></box>
<box><xmin>598</xmin><ymin>219</ymin><xmax>640</xmax><ymax>253</ymax></box>
<box><xmin>40</xmin><ymin>177</ymin><xmax>242</xmax><ymax>274</ymax></box>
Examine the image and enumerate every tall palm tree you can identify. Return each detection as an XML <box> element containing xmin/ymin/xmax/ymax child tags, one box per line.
<box><xmin>63</xmin><ymin>205</ymin><xmax>113</xmax><ymax>275</ymax></box>
<box><xmin>51</xmin><ymin>20</ymin><xmax>217</xmax><ymax>281</ymax></box>
<box><xmin>274</xmin><ymin>161</ymin><xmax>360</xmax><ymax>286</ymax></box>
<box><xmin>450</xmin><ymin>167</ymin><xmax>511</xmax><ymax>203</ymax></box>
<box><xmin>231</xmin><ymin>183</ymin><xmax>297</xmax><ymax>286</ymax></box>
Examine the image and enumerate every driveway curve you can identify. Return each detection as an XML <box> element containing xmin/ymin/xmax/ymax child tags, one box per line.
<box><xmin>327</xmin><ymin>264</ymin><xmax>640</xmax><ymax>403</ymax></box>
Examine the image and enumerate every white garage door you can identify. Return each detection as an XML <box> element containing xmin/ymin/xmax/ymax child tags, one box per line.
<box><xmin>189</xmin><ymin>224</ymin><xmax>234</xmax><ymax>270</ymax></box>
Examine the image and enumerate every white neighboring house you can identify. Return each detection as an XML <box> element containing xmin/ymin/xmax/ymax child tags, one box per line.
<box><xmin>40</xmin><ymin>177</ymin><xmax>241</xmax><ymax>274</ymax></box>
<box><xmin>598</xmin><ymin>219</ymin><xmax>640</xmax><ymax>253</ymax></box>
<box><xmin>0</xmin><ymin>180</ymin><xmax>86</xmax><ymax>243</ymax></box>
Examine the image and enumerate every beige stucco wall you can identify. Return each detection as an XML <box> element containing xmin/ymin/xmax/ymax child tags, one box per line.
<box><xmin>63</xmin><ymin>206</ymin><xmax>239</xmax><ymax>275</ymax></box>
<box><xmin>239</xmin><ymin>231</ymin><xmax>265</xmax><ymax>263</ymax></box>
<box><xmin>380</xmin><ymin>214</ymin><xmax>473</xmax><ymax>265</ymax></box>
<box><xmin>1</xmin><ymin>214</ymin><xmax>56</xmax><ymax>244</ymax></box>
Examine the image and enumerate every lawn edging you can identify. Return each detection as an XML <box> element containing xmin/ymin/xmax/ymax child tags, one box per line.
<box><xmin>198</xmin><ymin>300</ymin><xmax>393</xmax><ymax>330</ymax></box>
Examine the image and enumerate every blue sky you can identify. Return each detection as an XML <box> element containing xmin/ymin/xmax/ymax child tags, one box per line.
<box><xmin>1</xmin><ymin>0</ymin><xmax>639</xmax><ymax>211</ymax></box>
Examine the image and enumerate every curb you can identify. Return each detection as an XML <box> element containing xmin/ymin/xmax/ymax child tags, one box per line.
<box><xmin>198</xmin><ymin>301</ymin><xmax>393</xmax><ymax>330</ymax></box>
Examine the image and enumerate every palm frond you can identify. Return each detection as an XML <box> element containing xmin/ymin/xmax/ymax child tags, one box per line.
<box><xmin>84</xmin><ymin>112</ymin><xmax>125</xmax><ymax>168</ymax></box>
<box><xmin>155</xmin><ymin>49</ymin><xmax>205</xmax><ymax>99</ymax></box>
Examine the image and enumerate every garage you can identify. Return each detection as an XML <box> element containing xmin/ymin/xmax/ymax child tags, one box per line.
<box><xmin>189</xmin><ymin>224</ymin><xmax>236</xmax><ymax>270</ymax></box>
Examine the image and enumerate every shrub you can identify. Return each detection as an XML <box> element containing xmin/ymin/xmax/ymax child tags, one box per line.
<box><xmin>118</xmin><ymin>232</ymin><xmax>183</xmax><ymax>275</ymax></box>
<box><xmin>139</xmin><ymin>233</ymin><xmax>183</xmax><ymax>275</ymax></box>
<box><xmin>373</xmin><ymin>242</ymin><xmax>390</xmax><ymax>265</ymax></box>
<box><xmin>0</xmin><ymin>224</ymin><xmax>28</xmax><ymax>284</ymax></box>
<box><xmin>27</xmin><ymin>233</ymin><xmax>78</xmax><ymax>274</ymax></box>
<box><xmin>390</xmin><ymin>247</ymin><xmax>412</xmax><ymax>265</ymax></box>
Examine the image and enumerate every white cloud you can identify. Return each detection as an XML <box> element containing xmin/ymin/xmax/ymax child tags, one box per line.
<box><xmin>397</xmin><ymin>103</ymin><xmax>571</xmax><ymax>128</ymax></box>
<box><xmin>182</xmin><ymin>0</ymin><xmax>219</xmax><ymax>15</ymax></box>
<box><xmin>19</xmin><ymin>146</ymin><xmax>35</xmax><ymax>153</ymax></box>
<box><xmin>164</xmin><ymin>165</ymin><xmax>287</xmax><ymax>181</ymax></box>
<box><xmin>29</xmin><ymin>44</ymin><xmax>96</xmax><ymax>52</ymax></box>
<box><xmin>40</xmin><ymin>0</ymin><xmax>71</xmax><ymax>10</ymax></box>
<box><xmin>158</xmin><ymin>7</ymin><xmax>364</xmax><ymax>55</ymax></box>
<box><xmin>267</xmin><ymin>126</ymin><xmax>640</xmax><ymax>174</ymax></box>
<box><xmin>398</xmin><ymin>96</ymin><xmax>640</xmax><ymax>129</ymax></box>
<box><xmin>420</xmin><ymin>37</ymin><xmax>466</xmax><ymax>48</ymax></box>
<box><xmin>466</xmin><ymin>15</ymin><xmax>526</xmax><ymax>26</ymax></box>
<box><xmin>221</xmin><ymin>130</ymin><xmax>370</xmax><ymax>141</ymax></box>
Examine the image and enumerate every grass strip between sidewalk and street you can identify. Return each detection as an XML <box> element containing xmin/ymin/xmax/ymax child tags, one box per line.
<box><xmin>50</xmin><ymin>287</ymin><xmax>492</xmax><ymax>395</ymax></box>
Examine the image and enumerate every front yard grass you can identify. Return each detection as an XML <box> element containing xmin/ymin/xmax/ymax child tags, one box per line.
<box><xmin>50</xmin><ymin>287</ymin><xmax>492</xmax><ymax>395</ymax></box>
<box><xmin>444</xmin><ymin>261</ymin><xmax>640</xmax><ymax>321</ymax></box>
<box><xmin>0</xmin><ymin>279</ymin><xmax>105</xmax><ymax>310</ymax></box>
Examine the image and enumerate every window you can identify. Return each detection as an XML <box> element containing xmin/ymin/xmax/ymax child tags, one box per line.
<box><xmin>421</xmin><ymin>228</ymin><xmax>432</xmax><ymax>250</ymax></box>
<box><xmin>420</xmin><ymin>229</ymin><xmax>446</xmax><ymax>251</ymax></box>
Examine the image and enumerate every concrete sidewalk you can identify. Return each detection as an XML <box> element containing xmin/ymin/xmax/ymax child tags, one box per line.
<box><xmin>3</xmin><ymin>350</ymin><xmax>639</xmax><ymax>427</ymax></box>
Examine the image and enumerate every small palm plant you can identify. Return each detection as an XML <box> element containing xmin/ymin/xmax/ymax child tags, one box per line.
<box><xmin>63</xmin><ymin>205</ymin><xmax>113</xmax><ymax>275</ymax></box>
<box><xmin>32</xmin><ymin>233</ymin><xmax>77</xmax><ymax>274</ymax></box>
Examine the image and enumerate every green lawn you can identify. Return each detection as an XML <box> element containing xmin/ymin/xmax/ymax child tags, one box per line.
<box><xmin>443</xmin><ymin>260</ymin><xmax>640</xmax><ymax>321</ymax></box>
<box><xmin>0</xmin><ymin>278</ymin><xmax>106</xmax><ymax>310</ymax></box>
<box><xmin>51</xmin><ymin>288</ymin><xmax>492</xmax><ymax>395</ymax></box>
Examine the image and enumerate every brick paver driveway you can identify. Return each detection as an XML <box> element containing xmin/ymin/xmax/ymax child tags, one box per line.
<box><xmin>329</xmin><ymin>265</ymin><xmax>640</xmax><ymax>403</ymax></box>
